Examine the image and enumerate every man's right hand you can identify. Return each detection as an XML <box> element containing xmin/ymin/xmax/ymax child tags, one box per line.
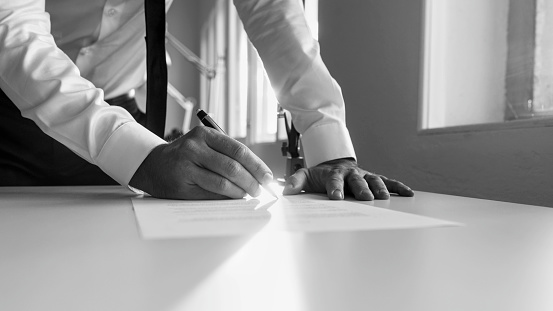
<box><xmin>129</xmin><ymin>126</ymin><xmax>274</xmax><ymax>200</ymax></box>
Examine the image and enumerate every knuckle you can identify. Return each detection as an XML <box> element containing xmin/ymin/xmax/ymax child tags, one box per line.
<box><xmin>328</xmin><ymin>175</ymin><xmax>343</xmax><ymax>184</ymax></box>
<box><xmin>230</xmin><ymin>143</ymin><xmax>248</xmax><ymax>160</ymax></box>
<box><xmin>248</xmin><ymin>180</ymin><xmax>259</xmax><ymax>192</ymax></box>
<box><xmin>348</xmin><ymin>174</ymin><xmax>366</xmax><ymax>183</ymax></box>
<box><xmin>180</xmin><ymin>138</ymin><xmax>197</xmax><ymax>152</ymax></box>
<box><xmin>189</xmin><ymin>126</ymin><xmax>206</xmax><ymax>138</ymax></box>
<box><xmin>215</xmin><ymin>178</ymin><xmax>231</xmax><ymax>192</ymax></box>
<box><xmin>180</xmin><ymin>160</ymin><xmax>196</xmax><ymax>173</ymax></box>
<box><xmin>295</xmin><ymin>168</ymin><xmax>309</xmax><ymax>176</ymax></box>
<box><xmin>179</xmin><ymin>160</ymin><xmax>191</xmax><ymax>170</ymax></box>
<box><xmin>224</xmin><ymin>161</ymin><xmax>242</xmax><ymax>178</ymax></box>
<box><xmin>191</xmin><ymin>126</ymin><xmax>215</xmax><ymax>143</ymax></box>
<box><xmin>288</xmin><ymin>170</ymin><xmax>304</xmax><ymax>185</ymax></box>
<box><xmin>288</xmin><ymin>171</ymin><xmax>301</xmax><ymax>183</ymax></box>
<box><xmin>186</xmin><ymin>127</ymin><xmax>199</xmax><ymax>137</ymax></box>
<box><xmin>326</xmin><ymin>168</ymin><xmax>343</xmax><ymax>179</ymax></box>
<box><xmin>287</xmin><ymin>176</ymin><xmax>299</xmax><ymax>185</ymax></box>
<box><xmin>251</xmin><ymin>161</ymin><xmax>264</xmax><ymax>175</ymax></box>
<box><xmin>364</xmin><ymin>174</ymin><xmax>381</xmax><ymax>182</ymax></box>
<box><xmin>348</xmin><ymin>178</ymin><xmax>369</xmax><ymax>186</ymax></box>
<box><xmin>329</xmin><ymin>168</ymin><xmax>343</xmax><ymax>175</ymax></box>
<box><xmin>348</xmin><ymin>172</ymin><xmax>365</xmax><ymax>179</ymax></box>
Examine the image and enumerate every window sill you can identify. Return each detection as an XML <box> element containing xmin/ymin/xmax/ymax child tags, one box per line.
<box><xmin>418</xmin><ymin>116</ymin><xmax>553</xmax><ymax>135</ymax></box>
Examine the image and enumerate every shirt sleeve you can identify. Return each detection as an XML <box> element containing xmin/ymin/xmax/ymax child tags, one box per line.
<box><xmin>233</xmin><ymin>0</ymin><xmax>357</xmax><ymax>167</ymax></box>
<box><xmin>0</xmin><ymin>0</ymin><xmax>165</xmax><ymax>186</ymax></box>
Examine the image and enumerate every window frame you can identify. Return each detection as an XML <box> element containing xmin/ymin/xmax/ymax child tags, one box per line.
<box><xmin>419</xmin><ymin>0</ymin><xmax>553</xmax><ymax>134</ymax></box>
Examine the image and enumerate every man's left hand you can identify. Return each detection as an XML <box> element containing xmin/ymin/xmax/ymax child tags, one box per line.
<box><xmin>282</xmin><ymin>158</ymin><xmax>414</xmax><ymax>200</ymax></box>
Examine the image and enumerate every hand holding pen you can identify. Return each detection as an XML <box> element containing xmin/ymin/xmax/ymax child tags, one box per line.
<box><xmin>196</xmin><ymin>109</ymin><xmax>278</xmax><ymax>198</ymax></box>
<box><xmin>129</xmin><ymin>109</ymin><xmax>276</xmax><ymax>200</ymax></box>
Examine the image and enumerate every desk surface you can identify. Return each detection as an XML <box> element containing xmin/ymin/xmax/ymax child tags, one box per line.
<box><xmin>0</xmin><ymin>186</ymin><xmax>552</xmax><ymax>311</ymax></box>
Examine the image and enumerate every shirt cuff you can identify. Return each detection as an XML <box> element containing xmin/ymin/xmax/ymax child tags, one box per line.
<box><xmin>301</xmin><ymin>122</ymin><xmax>357</xmax><ymax>168</ymax></box>
<box><xmin>95</xmin><ymin>122</ymin><xmax>166</xmax><ymax>186</ymax></box>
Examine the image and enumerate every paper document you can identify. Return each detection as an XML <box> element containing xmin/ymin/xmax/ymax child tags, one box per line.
<box><xmin>132</xmin><ymin>188</ymin><xmax>461</xmax><ymax>239</ymax></box>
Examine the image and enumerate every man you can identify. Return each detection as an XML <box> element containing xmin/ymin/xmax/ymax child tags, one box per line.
<box><xmin>0</xmin><ymin>0</ymin><xmax>414</xmax><ymax>200</ymax></box>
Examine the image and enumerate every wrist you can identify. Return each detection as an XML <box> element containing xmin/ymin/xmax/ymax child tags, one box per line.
<box><xmin>129</xmin><ymin>144</ymin><xmax>166</xmax><ymax>194</ymax></box>
<box><xmin>319</xmin><ymin>157</ymin><xmax>356</xmax><ymax>166</ymax></box>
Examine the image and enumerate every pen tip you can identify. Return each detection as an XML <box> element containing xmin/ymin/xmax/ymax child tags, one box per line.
<box><xmin>263</xmin><ymin>185</ymin><xmax>279</xmax><ymax>199</ymax></box>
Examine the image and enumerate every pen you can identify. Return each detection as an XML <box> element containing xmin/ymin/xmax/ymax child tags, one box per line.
<box><xmin>196</xmin><ymin>108</ymin><xmax>227</xmax><ymax>135</ymax></box>
<box><xmin>196</xmin><ymin>109</ymin><xmax>278</xmax><ymax>199</ymax></box>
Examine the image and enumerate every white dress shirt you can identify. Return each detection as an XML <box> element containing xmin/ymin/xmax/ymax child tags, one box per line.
<box><xmin>0</xmin><ymin>0</ymin><xmax>356</xmax><ymax>186</ymax></box>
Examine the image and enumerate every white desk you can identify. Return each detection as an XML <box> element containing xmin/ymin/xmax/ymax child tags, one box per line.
<box><xmin>0</xmin><ymin>186</ymin><xmax>552</xmax><ymax>311</ymax></box>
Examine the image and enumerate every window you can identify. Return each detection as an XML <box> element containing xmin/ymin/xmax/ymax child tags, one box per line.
<box><xmin>200</xmin><ymin>0</ymin><xmax>318</xmax><ymax>143</ymax></box>
<box><xmin>421</xmin><ymin>0</ymin><xmax>553</xmax><ymax>130</ymax></box>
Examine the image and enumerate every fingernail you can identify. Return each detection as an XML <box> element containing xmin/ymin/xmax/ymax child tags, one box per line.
<box><xmin>332</xmin><ymin>189</ymin><xmax>344</xmax><ymax>200</ymax></box>
<box><xmin>262</xmin><ymin>172</ymin><xmax>273</xmax><ymax>185</ymax></box>
<box><xmin>378</xmin><ymin>189</ymin><xmax>390</xmax><ymax>198</ymax></box>
<box><xmin>360</xmin><ymin>190</ymin><xmax>374</xmax><ymax>200</ymax></box>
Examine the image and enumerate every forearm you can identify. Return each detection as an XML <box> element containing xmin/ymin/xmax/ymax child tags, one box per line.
<box><xmin>233</xmin><ymin>0</ymin><xmax>356</xmax><ymax>166</ymax></box>
<box><xmin>0</xmin><ymin>0</ymin><xmax>164</xmax><ymax>185</ymax></box>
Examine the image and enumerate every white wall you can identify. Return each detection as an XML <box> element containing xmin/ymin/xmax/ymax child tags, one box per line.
<box><xmin>317</xmin><ymin>0</ymin><xmax>553</xmax><ymax>207</ymax></box>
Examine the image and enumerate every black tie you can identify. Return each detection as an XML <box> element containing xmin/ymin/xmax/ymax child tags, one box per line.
<box><xmin>144</xmin><ymin>0</ymin><xmax>168</xmax><ymax>138</ymax></box>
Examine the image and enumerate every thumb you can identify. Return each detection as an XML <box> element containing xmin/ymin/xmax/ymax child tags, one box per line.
<box><xmin>283</xmin><ymin>168</ymin><xmax>308</xmax><ymax>195</ymax></box>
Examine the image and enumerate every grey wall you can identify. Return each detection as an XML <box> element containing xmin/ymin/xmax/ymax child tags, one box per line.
<box><xmin>175</xmin><ymin>0</ymin><xmax>553</xmax><ymax>207</ymax></box>
<box><xmin>317</xmin><ymin>0</ymin><xmax>553</xmax><ymax>207</ymax></box>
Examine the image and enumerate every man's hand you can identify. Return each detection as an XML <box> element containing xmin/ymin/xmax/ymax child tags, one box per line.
<box><xmin>129</xmin><ymin>126</ymin><xmax>273</xmax><ymax>200</ymax></box>
<box><xmin>282</xmin><ymin>158</ymin><xmax>414</xmax><ymax>200</ymax></box>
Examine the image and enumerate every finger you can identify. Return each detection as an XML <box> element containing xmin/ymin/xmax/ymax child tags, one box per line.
<box><xmin>324</xmin><ymin>170</ymin><xmax>345</xmax><ymax>200</ymax></box>
<box><xmin>380</xmin><ymin>175</ymin><xmax>415</xmax><ymax>197</ymax></box>
<box><xmin>200</xmin><ymin>150</ymin><xmax>262</xmax><ymax>197</ymax></box>
<box><xmin>185</xmin><ymin>187</ymin><xmax>231</xmax><ymax>200</ymax></box>
<box><xmin>364</xmin><ymin>174</ymin><xmax>390</xmax><ymax>200</ymax></box>
<box><xmin>162</xmin><ymin>185</ymin><xmax>230</xmax><ymax>200</ymax></box>
<box><xmin>204</xmin><ymin>129</ymin><xmax>273</xmax><ymax>185</ymax></box>
<box><xmin>191</xmin><ymin>165</ymin><xmax>247</xmax><ymax>199</ymax></box>
<box><xmin>345</xmin><ymin>171</ymin><xmax>374</xmax><ymax>201</ymax></box>
<box><xmin>283</xmin><ymin>168</ymin><xmax>308</xmax><ymax>195</ymax></box>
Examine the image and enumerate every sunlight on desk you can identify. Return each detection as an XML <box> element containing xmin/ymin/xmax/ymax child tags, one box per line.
<box><xmin>171</xmin><ymin>232</ymin><xmax>306</xmax><ymax>311</ymax></box>
<box><xmin>130</xmin><ymin>187</ymin><xmax>462</xmax><ymax>310</ymax></box>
